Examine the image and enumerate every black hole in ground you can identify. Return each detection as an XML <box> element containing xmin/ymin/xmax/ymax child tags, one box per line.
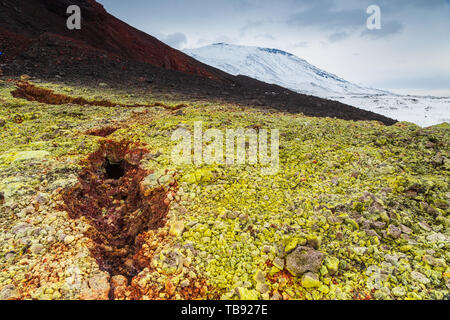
<box><xmin>105</xmin><ymin>160</ymin><xmax>125</xmax><ymax>179</ymax></box>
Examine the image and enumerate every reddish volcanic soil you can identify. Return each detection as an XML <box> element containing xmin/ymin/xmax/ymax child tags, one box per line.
<box><xmin>0</xmin><ymin>0</ymin><xmax>223</xmax><ymax>80</ymax></box>
<box><xmin>0</xmin><ymin>0</ymin><xmax>397</xmax><ymax>125</ymax></box>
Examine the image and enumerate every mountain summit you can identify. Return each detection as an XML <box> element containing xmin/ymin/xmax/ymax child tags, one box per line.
<box><xmin>184</xmin><ymin>43</ymin><xmax>387</xmax><ymax>96</ymax></box>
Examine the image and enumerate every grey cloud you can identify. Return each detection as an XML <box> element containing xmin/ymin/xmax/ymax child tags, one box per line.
<box><xmin>287</xmin><ymin>0</ymin><xmax>449</xmax><ymax>32</ymax></box>
<box><xmin>293</xmin><ymin>41</ymin><xmax>309</xmax><ymax>48</ymax></box>
<box><xmin>161</xmin><ymin>32</ymin><xmax>187</xmax><ymax>49</ymax></box>
<box><xmin>376</xmin><ymin>0</ymin><xmax>450</xmax><ymax>10</ymax></box>
<box><xmin>255</xmin><ymin>33</ymin><xmax>276</xmax><ymax>40</ymax></box>
<box><xmin>361</xmin><ymin>21</ymin><xmax>404</xmax><ymax>39</ymax></box>
<box><xmin>288</xmin><ymin>1</ymin><xmax>365</xmax><ymax>30</ymax></box>
<box><xmin>328</xmin><ymin>32</ymin><xmax>350</xmax><ymax>42</ymax></box>
<box><xmin>286</xmin><ymin>0</ymin><xmax>412</xmax><ymax>42</ymax></box>
<box><xmin>240</xmin><ymin>19</ymin><xmax>272</xmax><ymax>35</ymax></box>
<box><xmin>374</xmin><ymin>74</ymin><xmax>450</xmax><ymax>90</ymax></box>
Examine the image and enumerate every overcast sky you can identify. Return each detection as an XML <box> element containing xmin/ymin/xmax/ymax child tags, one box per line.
<box><xmin>98</xmin><ymin>0</ymin><xmax>450</xmax><ymax>96</ymax></box>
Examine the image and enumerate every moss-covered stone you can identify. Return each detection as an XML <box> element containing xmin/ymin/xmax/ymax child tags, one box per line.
<box><xmin>1</xmin><ymin>79</ymin><xmax>448</xmax><ymax>301</ymax></box>
<box><xmin>301</xmin><ymin>272</ymin><xmax>321</xmax><ymax>289</ymax></box>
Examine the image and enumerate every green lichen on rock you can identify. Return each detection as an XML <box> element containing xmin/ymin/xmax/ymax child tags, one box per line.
<box><xmin>302</xmin><ymin>272</ymin><xmax>321</xmax><ymax>289</ymax></box>
<box><xmin>0</xmin><ymin>79</ymin><xmax>448</xmax><ymax>300</ymax></box>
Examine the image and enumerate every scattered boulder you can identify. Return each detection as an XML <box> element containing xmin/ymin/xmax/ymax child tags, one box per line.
<box><xmin>410</xmin><ymin>271</ymin><xmax>431</xmax><ymax>285</ymax></box>
<box><xmin>0</xmin><ymin>284</ymin><xmax>20</xmax><ymax>300</ymax></box>
<box><xmin>253</xmin><ymin>270</ymin><xmax>266</xmax><ymax>283</ymax></box>
<box><xmin>34</xmin><ymin>192</ymin><xmax>49</xmax><ymax>205</ymax></box>
<box><xmin>392</xmin><ymin>286</ymin><xmax>406</xmax><ymax>297</ymax></box>
<box><xmin>445</xmin><ymin>275</ymin><xmax>450</xmax><ymax>290</ymax></box>
<box><xmin>387</xmin><ymin>225</ymin><xmax>401</xmax><ymax>239</ymax></box>
<box><xmin>286</xmin><ymin>246</ymin><xmax>324</xmax><ymax>277</ymax></box>
<box><xmin>236</xmin><ymin>287</ymin><xmax>259</xmax><ymax>300</ymax></box>
<box><xmin>271</xmin><ymin>291</ymin><xmax>282</xmax><ymax>300</ymax></box>
<box><xmin>385</xmin><ymin>254</ymin><xmax>400</xmax><ymax>266</ymax></box>
<box><xmin>180</xmin><ymin>279</ymin><xmax>190</xmax><ymax>288</ymax></box>
<box><xmin>418</xmin><ymin>221</ymin><xmax>432</xmax><ymax>232</ymax></box>
<box><xmin>80</xmin><ymin>271</ymin><xmax>110</xmax><ymax>300</ymax></box>
<box><xmin>12</xmin><ymin>150</ymin><xmax>50</xmax><ymax>163</ymax></box>
<box><xmin>64</xmin><ymin>235</ymin><xmax>75</xmax><ymax>244</ymax></box>
<box><xmin>327</xmin><ymin>216</ymin><xmax>342</xmax><ymax>225</ymax></box>
<box><xmin>368</xmin><ymin>199</ymin><xmax>386</xmax><ymax>215</ymax></box>
<box><xmin>22</xmin><ymin>205</ymin><xmax>34</xmax><ymax>216</ymax></box>
<box><xmin>306</xmin><ymin>235</ymin><xmax>321</xmax><ymax>249</ymax></box>
<box><xmin>284</xmin><ymin>238</ymin><xmax>299</xmax><ymax>253</ymax></box>
<box><xmin>111</xmin><ymin>275</ymin><xmax>127</xmax><ymax>288</ymax></box>
<box><xmin>352</xmin><ymin>247</ymin><xmax>368</xmax><ymax>256</ymax></box>
<box><xmin>422</xmin><ymin>255</ymin><xmax>446</xmax><ymax>268</ymax></box>
<box><xmin>426</xmin><ymin>233</ymin><xmax>446</xmax><ymax>243</ymax></box>
<box><xmin>30</xmin><ymin>243</ymin><xmax>44</xmax><ymax>255</ymax></box>
<box><xmin>169</xmin><ymin>221</ymin><xmax>185</xmax><ymax>237</ymax></box>
<box><xmin>110</xmin><ymin>275</ymin><xmax>128</xmax><ymax>298</ymax></box>
<box><xmin>372</xmin><ymin>221</ymin><xmax>386</xmax><ymax>229</ymax></box>
<box><xmin>256</xmin><ymin>283</ymin><xmax>270</xmax><ymax>294</ymax></box>
<box><xmin>5</xmin><ymin>252</ymin><xmax>15</xmax><ymax>260</ymax></box>
<box><xmin>239</xmin><ymin>213</ymin><xmax>249</xmax><ymax>221</ymax></box>
<box><xmin>324</xmin><ymin>256</ymin><xmax>339</xmax><ymax>275</ymax></box>
<box><xmin>399</xmin><ymin>224</ymin><xmax>413</xmax><ymax>235</ymax></box>
<box><xmin>301</xmin><ymin>272</ymin><xmax>321</xmax><ymax>288</ymax></box>
<box><xmin>273</xmin><ymin>257</ymin><xmax>285</xmax><ymax>270</ymax></box>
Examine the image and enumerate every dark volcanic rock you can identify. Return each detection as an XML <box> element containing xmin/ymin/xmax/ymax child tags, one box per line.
<box><xmin>286</xmin><ymin>246</ymin><xmax>324</xmax><ymax>277</ymax></box>
<box><xmin>0</xmin><ymin>0</ymin><xmax>223</xmax><ymax>80</ymax></box>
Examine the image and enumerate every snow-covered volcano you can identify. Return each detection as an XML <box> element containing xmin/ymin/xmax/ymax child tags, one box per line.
<box><xmin>184</xmin><ymin>43</ymin><xmax>450</xmax><ymax>127</ymax></box>
<box><xmin>184</xmin><ymin>43</ymin><xmax>386</xmax><ymax>96</ymax></box>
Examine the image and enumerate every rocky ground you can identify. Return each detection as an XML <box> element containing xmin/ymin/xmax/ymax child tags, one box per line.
<box><xmin>0</xmin><ymin>77</ymin><xmax>449</xmax><ymax>300</ymax></box>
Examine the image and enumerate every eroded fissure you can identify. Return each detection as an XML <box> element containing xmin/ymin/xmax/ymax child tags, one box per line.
<box><xmin>62</xmin><ymin>140</ymin><xmax>174</xmax><ymax>282</ymax></box>
<box><xmin>11</xmin><ymin>81</ymin><xmax>187</xmax><ymax>110</ymax></box>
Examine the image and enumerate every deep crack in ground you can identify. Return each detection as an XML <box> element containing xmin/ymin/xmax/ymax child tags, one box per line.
<box><xmin>11</xmin><ymin>81</ymin><xmax>187</xmax><ymax>110</ymax></box>
<box><xmin>62</xmin><ymin>140</ymin><xmax>176</xmax><ymax>282</ymax></box>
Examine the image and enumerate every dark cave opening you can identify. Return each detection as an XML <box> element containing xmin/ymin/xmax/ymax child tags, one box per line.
<box><xmin>105</xmin><ymin>160</ymin><xmax>126</xmax><ymax>180</ymax></box>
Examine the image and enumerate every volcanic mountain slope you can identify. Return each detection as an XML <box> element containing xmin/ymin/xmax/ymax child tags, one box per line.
<box><xmin>0</xmin><ymin>0</ymin><xmax>395</xmax><ymax>125</ymax></box>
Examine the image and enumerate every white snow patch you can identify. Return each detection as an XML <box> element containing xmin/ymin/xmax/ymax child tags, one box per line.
<box><xmin>184</xmin><ymin>43</ymin><xmax>450</xmax><ymax>127</ymax></box>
